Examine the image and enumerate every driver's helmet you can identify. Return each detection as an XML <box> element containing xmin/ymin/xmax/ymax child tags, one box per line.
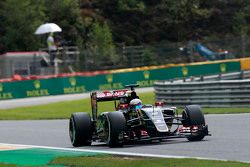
<box><xmin>129</xmin><ymin>99</ymin><xmax>143</xmax><ymax>110</ymax></box>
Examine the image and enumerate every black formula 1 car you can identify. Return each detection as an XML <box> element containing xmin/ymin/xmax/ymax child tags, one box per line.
<box><xmin>69</xmin><ymin>84</ymin><xmax>210</xmax><ymax>147</ymax></box>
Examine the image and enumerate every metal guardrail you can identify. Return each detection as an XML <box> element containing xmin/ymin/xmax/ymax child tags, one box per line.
<box><xmin>154</xmin><ymin>71</ymin><xmax>250</xmax><ymax>107</ymax></box>
<box><xmin>178</xmin><ymin>70</ymin><xmax>250</xmax><ymax>82</ymax></box>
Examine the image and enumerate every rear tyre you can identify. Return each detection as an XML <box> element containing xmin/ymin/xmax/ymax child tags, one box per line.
<box><xmin>182</xmin><ymin>105</ymin><xmax>206</xmax><ymax>141</ymax></box>
<box><xmin>69</xmin><ymin>112</ymin><xmax>92</xmax><ymax>147</ymax></box>
<box><xmin>105</xmin><ymin>112</ymin><xmax>126</xmax><ymax>147</ymax></box>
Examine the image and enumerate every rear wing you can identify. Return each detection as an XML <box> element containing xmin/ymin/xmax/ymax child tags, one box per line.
<box><xmin>94</xmin><ymin>89</ymin><xmax>128</xmax><ymax>101</ymax></box>
<box><xmin>91</xmin><ymin>89</ymin><xmax>128</xmax><ymax>121</ymax></box>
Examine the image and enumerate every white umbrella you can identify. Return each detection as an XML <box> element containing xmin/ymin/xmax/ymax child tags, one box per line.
<box><xmin>35</xmin><ymin>23</ymin><xmax>62</xmax><ymax>35</ymax></box>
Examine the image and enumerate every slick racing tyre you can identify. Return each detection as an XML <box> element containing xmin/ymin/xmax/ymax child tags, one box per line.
<box><xmin>182</xmin><ymin>105</ymin><xmax>206</xmax><ymax>141</ymax></box>
<box><xmin>69</xmin><ymin>112</ymin><xmax>92</xmax><ymax>147</ymax></box>
<box><xmin>105</xmin><ymin>112</ymin><xmax>126</xmax><ymax>147</ymax></box>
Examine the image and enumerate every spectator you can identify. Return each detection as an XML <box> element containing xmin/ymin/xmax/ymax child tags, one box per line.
<box><xmin>47</xmin><ymin>32</ymin><xmax>57</xmax><ymax>65</ymax></box>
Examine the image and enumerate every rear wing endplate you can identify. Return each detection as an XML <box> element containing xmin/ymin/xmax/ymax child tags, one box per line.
<box><xmin>90</xmin><ymin>89</ymin><xmax>128</xmax><ymax>121</ymax></box>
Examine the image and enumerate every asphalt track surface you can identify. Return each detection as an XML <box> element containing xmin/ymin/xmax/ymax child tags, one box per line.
<box><xmin>0</xmin><ymin>88</ymin><xmax>249</xmax><ymax>162</ymax></box>
<box><xmin>0</xmin><ymin>114</ymin><xmax>250</xmax><ymax>162</ymax></box>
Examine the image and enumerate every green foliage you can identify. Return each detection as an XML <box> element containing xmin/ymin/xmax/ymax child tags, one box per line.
<box><xmin>0</xmin><ymin>0</ymin><xmax>84</xmax><ymax>53</ymax></box>
<box><xmin>233</xmin><ymin>11</ymin><xmax>248</xmax><ymax>35</ymax></box>
<box><xmin>117</xmin><ymin>0</ymin><xmax>145</xmax><ymax>11</ymax></box>
<box><xmin>87</xmin><ymin>22</ymin><xmax>118</xmax><ymax>67</ymax></box>
<box><xmin>1</xmin><ymin>0</ymin><xmax>250</xmax><ymax>55</ymax></box>
<box><xmin>142</xmin><ymin>48</ymin><xmax>157</xmax><ymax>65</ymax></box>
<box><xmin>43</xmin><ymin>0</ymin><xmax>84</xmax><ymax>44</ymax></box>
<box><xmin>91</xmin><ymin>0</ymin><xmax>250</xmax><ymax>43</ymax></box>
<box><xmin>0</xmin><ymin>0</ymin><xmax>45</xmax><ymax>52</ymax></box>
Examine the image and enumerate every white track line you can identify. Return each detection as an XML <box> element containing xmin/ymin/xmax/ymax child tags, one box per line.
<box><xmin>1</xmin><ymin>143</ymin><xmax>249</xmax><ymax>163</ymax></box>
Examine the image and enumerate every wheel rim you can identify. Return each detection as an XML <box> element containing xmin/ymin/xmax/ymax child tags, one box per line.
<box><xmin>103</xmin><ymin>115</ymin><xmax>111</xmax><ymax>144</ymax></box>
<box><xmin>69</xmin><ymin>118</ymin><xmax>76</xmax><ymax>144</ymax></box>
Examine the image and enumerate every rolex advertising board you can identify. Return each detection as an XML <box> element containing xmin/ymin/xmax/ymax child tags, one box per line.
<box><xmin>0</xmin><ymin>60</ymin><xmax>242</xmax><ymax>100</ymax></box>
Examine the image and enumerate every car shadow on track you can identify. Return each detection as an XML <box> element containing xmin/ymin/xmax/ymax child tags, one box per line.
<box><xmin>78</xmin><ymin>138</ymin><xmax>210</xmax><ymax>149</ymax></box>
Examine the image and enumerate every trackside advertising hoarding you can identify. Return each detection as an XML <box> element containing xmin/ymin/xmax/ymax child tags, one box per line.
<box><xmin>0</xmin><ymin>60</ymin><xmax>242</xmax><ymax>100</ymax></box>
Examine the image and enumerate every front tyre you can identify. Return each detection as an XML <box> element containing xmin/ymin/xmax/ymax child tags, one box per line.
<box><xmin>182</xmin><ymin>105</ymin><xmax>206</xmax><ymax>141</ymax></box>
<box><xmin>69</xmin><ymin>112</ymin><xmax>92</xmax><ymax>147</ymax></box>
<box><xmin>104</xmin><ymin>112</ymin><xmax>126</xmax><ymax>147</ymax></box>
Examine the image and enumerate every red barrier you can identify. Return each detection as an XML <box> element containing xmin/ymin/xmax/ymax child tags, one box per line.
<box><xmin>0</xmin><ymin>70</ymin><xmax>111</xmax><ymax>83</ymax></box>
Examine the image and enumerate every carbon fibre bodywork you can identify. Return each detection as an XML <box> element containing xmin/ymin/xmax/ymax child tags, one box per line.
<box><xmin>69</xmin><ymin>84</ymin><xmax>210</xmax><ymax>147</ymax></box>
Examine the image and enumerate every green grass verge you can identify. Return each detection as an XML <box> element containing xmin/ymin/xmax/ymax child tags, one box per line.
<box><xmin>0</xmin><ymin>92</ymin><xmax>249</xmax><ymax>120</ymax></box>
<box><xmin>0</xmin><ymin>164</ymin><xmax>17</xmax><ymax>167</ymax></box>
<box><xmin>202</xmin><ymin>108</ymin><xmax>250</xmax><ymax>114</ymax></box>
<box><xmin>0</xmin><ymin>92</ymin><xmax>154</xmax><ymax>120</ymax></box>
<box><xmin>50</xmin><ymin>155</ymin><xmax>250</xmax><ymax>167</ymax></box>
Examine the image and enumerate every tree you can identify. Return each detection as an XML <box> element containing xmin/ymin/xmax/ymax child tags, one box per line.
<box><xmin>43</xmin><ymin>0</ymin><xmax>84</xmax><ymax>46</ymax></box>
<box><xmin>89</xmin><ymin>0</ymin><xmax>250</xmax><ymax>44</ymax></box>
<box><xmin>86</xmin><ymin>21</ymin><xmax>118</xmax><ymax>69</ymax></box>
<box><xmin>117</xmin><ymin>0</ymin><xmax>145</xmax><ymax>12</ymax></box>
<box><xmin>1</xmin><ymin>0</ymin><xmax>250</xmax><ymax>57</ymax></box>
<box><xmin>0</xmin><ymin>0</ymin><xmax>45</xmax><ymax>53</ymax></box>
<box><xmin>90</xmin><ymin>0</ymin><xmax>211</xmax><ymax>44</ymax></box>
